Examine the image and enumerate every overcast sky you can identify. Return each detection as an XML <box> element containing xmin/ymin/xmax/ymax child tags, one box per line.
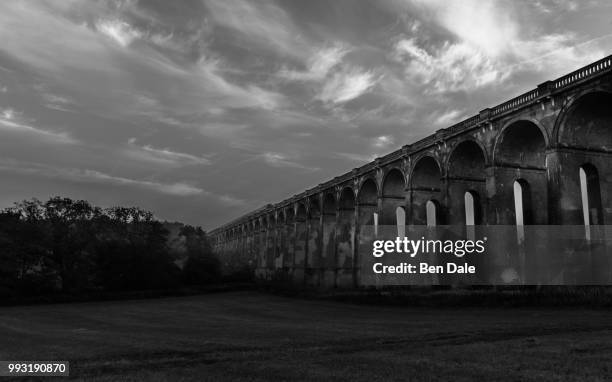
<box><xmin>1</xmin><ymin>0</ymin><xmax>611</xmax><ymax>229</ymax></box>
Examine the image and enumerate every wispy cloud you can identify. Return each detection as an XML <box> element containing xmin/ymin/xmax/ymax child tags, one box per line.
<box><xmin>335</xmin><ymin>152</ymin><xmax>377</xmax><ymax>164</ymax></box>
<box><xmin>0</xmin><ymin>159</ymin><xmax>212</xmax><ymax>198</ymax></box>
<box><xmin>0</xmin><ymin>108</ymin><xmax>75</xmax><ymax>143</ymax></box>
<box><xmin>81</xmin><ymin>169</ymin><xmax>203</xmax><ymax>196</ymax></box>
<box><xmin>432</xmin><ymin>109</ymin><xmax>464</xmax><ymax>126</ymax></box>
<box><xmin>204</xmin><ymin>0</ymin><xmax>310</xmax><ymax>59</ymax></box>
<box><xmin>96</xmin><ymin>19</ymin><xmax>143</xmax><ymax>47</ymax></box>
<box><xmin>261</xmin><ymin>152</ymin><xmax>319</xmax><ymax>171</ymax></box>
<box><xmin>127</xmin><ymin>138</ymin><xmax>212</xmax><ymax>166</ymax></box>
<box><xmin>393</xmin><ymin>38</ymin><xmax>505</xmax><ymax>93</ymax></box>
<box><xmin>317</xmin><ymin>68</ymin><xmax>378</xmax><ymax>104</ymax></box>
<box><xmin>373</xmin><ymin>135</ymin><xmax>394</xmax><ymax>149</ymax></box>
<box><xmin>279</xmin><ymin>45</ymin><xmax>348</xmax><ymax>81</ymax></box>
<box><xmin>197</xmin><ymin>58</ymin><xmax>283</xmax><ymax>111</ymax></box>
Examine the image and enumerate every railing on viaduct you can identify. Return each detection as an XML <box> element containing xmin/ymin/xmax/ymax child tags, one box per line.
<box><xmin>210</xmin><ymin>54</ymin><xmax>612</xmax><ymax>288</ymax></box>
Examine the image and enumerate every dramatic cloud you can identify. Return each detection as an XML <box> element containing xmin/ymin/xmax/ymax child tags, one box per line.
<box><xmin>393</xmin><ymin>38</ymin><xmax>505</xmax><ymax>92</ymax></box>
<box><xmin>0</xmin><ymin>0</ymin><xmax>611</xmax><ymax>227</ymax></box>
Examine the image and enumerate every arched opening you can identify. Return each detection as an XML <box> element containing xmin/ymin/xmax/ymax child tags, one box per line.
<box><xmin>552</xmin><ymin>92</ymin><xmax>611</xmax><ymax>225</ymax></box>
<box><xmin>396</xmin><ymin>206</ymin><xmax>406</xmax><ymax>237</ymax></box>
<box><xmin>323</xmin><ymin>193</ymin><xmax>336</xmax><ymax>215</ymax></box>
<box><xmin>267</xmin><ymin>214</ymin><xmax>276</xmax><ymax>229</ymax></box>
<box><xmin>309</xmin><ymin>198</ymin><xmax>321</xmax><ymax>219</ymax></box>
<box><xmin>426</xmin><ymin>200</ymin><xmax>438</xmax><ymax>227</ymax></box>
<box><xmin>580</xmin><ymin>164</ymin><xmax>603</xmax><ymax>226</ymax></box>
<box><xmin>277</xmin><ymin>210</ymin><xmax>285</xmax><ymax>226</ymax></box>
<box><xmin>358</xmin><ymin>178</ymin><xmax>378</xmax><ymax>205</ymax></box>
<box><xmin>464</xmin><ymin>191</ymin><xmax>482</xmax><ymax>225</ymax></box>
<box><xmin>381</xmin><ymin>168</ymin><xmax>406</xmax><ymax>227</ymax></box>
<box><xmin>296</xmin><ymin>204</ymin><xmax>307</xmax><ymax>222</ymax></box>
<box><xmin>383</xmin><ymin>169</ymin><xmax>405</xmax><ymax>196</ymax></box>
<box><xmin>339</xmin><ymin>187</ymin><xmax>355</xmax><ymax>211</ymax></box>
<box><xmin>495</xmin><ymin>121</ymin><xmax>547</xmax><ymax>225</ymax></box>
<box><xmin>513</xmin><ymin>179</ymin><xmax>532</xmax><ymax>226</ymax></box>
<box><xmin>558</xmin><ymin>91</ymin><xmax>612</xmax><ymax>151</ymax></box>
<box><xmin>411</xmin><ymin>156</ymin><xmax>443</xmax><ymax>225</ymax></box>
<box><xmin>448</xmin><ymin>141</ymin><xmax>486</xmax><ymax>225</ymax></box>
<box><xmin>449</xmin><ymin>140</ymin><xmax>486</xmax><ymax>179</ymax></box>
<box><xmin>495</xmin><ymin>121</ymin><xmax>546</xmax><ymax>168</ymax></box>
<box><xmin>465</xmin><ymin>192</ymin><xmax>475</xmax><ymax>226</ymax></box>
<box><xmin>412</xmin><ymin>156</ymin><xmax>442</xmax><ymax>191</ymax></box>
<box><xmin>358</xmin><ymin>178</ymin><xmax>378</xmax><ymax>229</ymax></box>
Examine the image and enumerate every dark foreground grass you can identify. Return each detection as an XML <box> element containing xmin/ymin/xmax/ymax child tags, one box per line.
<box><xmin>1</xmin><ymin>291</ymin><xmax>612</xmax><ymax>381</ymax></box>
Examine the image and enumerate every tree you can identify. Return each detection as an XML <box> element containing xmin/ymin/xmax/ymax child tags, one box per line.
<box><xmin>180</xmin><ymin>225</ymin><xmax>220</xmax><ymax>285</ymax></box>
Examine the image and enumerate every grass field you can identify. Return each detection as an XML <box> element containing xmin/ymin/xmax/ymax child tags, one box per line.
<box><xmin>1</xmin><ymin>291</ymin><xmax>612</xmax><ymax>381</ymax></box>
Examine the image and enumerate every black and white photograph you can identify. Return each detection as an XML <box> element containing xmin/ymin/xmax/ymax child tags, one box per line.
<box><xmin>1</xmin><ymin>1</ymin><xmax>612</xmax><ymax>380</ymax></box>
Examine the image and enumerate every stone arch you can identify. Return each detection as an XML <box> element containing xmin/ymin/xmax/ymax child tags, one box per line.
<box><xmin>381</xmin><ymin>168</ymin><xmax>406</xmax><ymax>226</ymax></box>
<box><xmin>513</xmin><ymin>178</ymin><xmax>533</xmax><ymax>226</ymax></box>
<box><xmin>410</xmin><ymin>155</ymin><xmax>443</xmax><ymax>225</ymax></box>
<box><xmin>308</xmin><ymin>196</ymin><xmax>321</xmax><ymax>219</ymax></box>
<box><xmin>357</xmin><ymin>178</ymin><xmax>378</xmax><ymax>227</ymax></box>
<box><xmin>410</xmin><ymin>155</ymin><xmax>442</xmax><ymax>191</ymax></box>
<box><xmin>426</xmin><ymin>200</ymin><xmax>440</xmax><ymax>227</ymax></box>
<box><xmin>358</xmin><ymin>178</ymin><xmax>378</xmax><ymax>207</ymax></box>
<box><xmin>267</xmin><ymin>213</ymin><xmax>276</xmax><ymax>228</ymax></box>
<box><xmin>382</xmin><ymin>168</ymin><xmax>405</xmax><ymax>197</ymax></box>
<box><xmin>277</xmin><ymin>210</ymin><xmax>286</xmax><ymax>224</ymax></box>
<box><xmin>555</xmin><ymin>90</ymin><xmax>612</xmax><ymax>151</ymax></box>
<box><xmin>447</xmin><ymin>140</ymin><xmax>487</xmax><ymax>179</ymax></box>
<box><xmin>494</xmin><ymin>120</ymin><xmax>547</xmax><ymax>168</ymax></box>
<box><xmin>323</xmin><ymin>193</ymin><xmax>336</xmax><ymax>215</ymax></box>
<box><xmin>493</xmin><ymin>120</ymin><xmax>548</xmax><ymax>224</ymax></box>
<box><xmin>464</xmin><ymin>190</ymin><xmax>482</xmax><ymax>225</ymax></box>
<box><xmin>296</xmin><ymin>203</ymin><xmax>307</xmax><ymax>222</ymax></box>
<box><xmin>447</xmin><ymin>140</ymin><xmax>487</xmax><ymax>225</ymax></box>
<box><xmin>339</xmin><ymin>186</ymin><xmax>356</xmax><ymax>210</ymax></box>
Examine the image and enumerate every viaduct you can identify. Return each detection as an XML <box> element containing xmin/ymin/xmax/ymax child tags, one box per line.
<box><xmin>210</xmin><ymin>55</ymin><xmax>612</xmax><ymax>288</ymax></box>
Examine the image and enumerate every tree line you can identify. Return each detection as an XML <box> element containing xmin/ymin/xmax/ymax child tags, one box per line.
<box><xmin>0</xmin><ymin>197</ymin><xmax>227</xmax><ymax>299</ymax></box>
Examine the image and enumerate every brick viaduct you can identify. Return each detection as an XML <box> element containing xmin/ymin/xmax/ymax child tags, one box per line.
<box><xmin>210</xmin><ymin>55</ymin><xmax>612</xmax><ymax>288</ymax></box>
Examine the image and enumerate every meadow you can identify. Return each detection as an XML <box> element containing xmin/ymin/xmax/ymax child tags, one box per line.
<box><xmin>1</xmin><ymin>291</ymin><xmax>611</xmax><ymax>381</ymax></box>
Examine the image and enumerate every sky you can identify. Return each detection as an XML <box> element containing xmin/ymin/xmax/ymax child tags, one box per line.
<box><xmin>1</xmin><ymin>0</ymin><xmax>612</xmax><ymax>229</ymax></box>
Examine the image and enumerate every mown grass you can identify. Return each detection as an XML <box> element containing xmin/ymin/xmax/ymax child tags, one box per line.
<box><xmin>1</xmin><ymin>291</ymin><xmax>611</xmax><ymax>381</ymax></box>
